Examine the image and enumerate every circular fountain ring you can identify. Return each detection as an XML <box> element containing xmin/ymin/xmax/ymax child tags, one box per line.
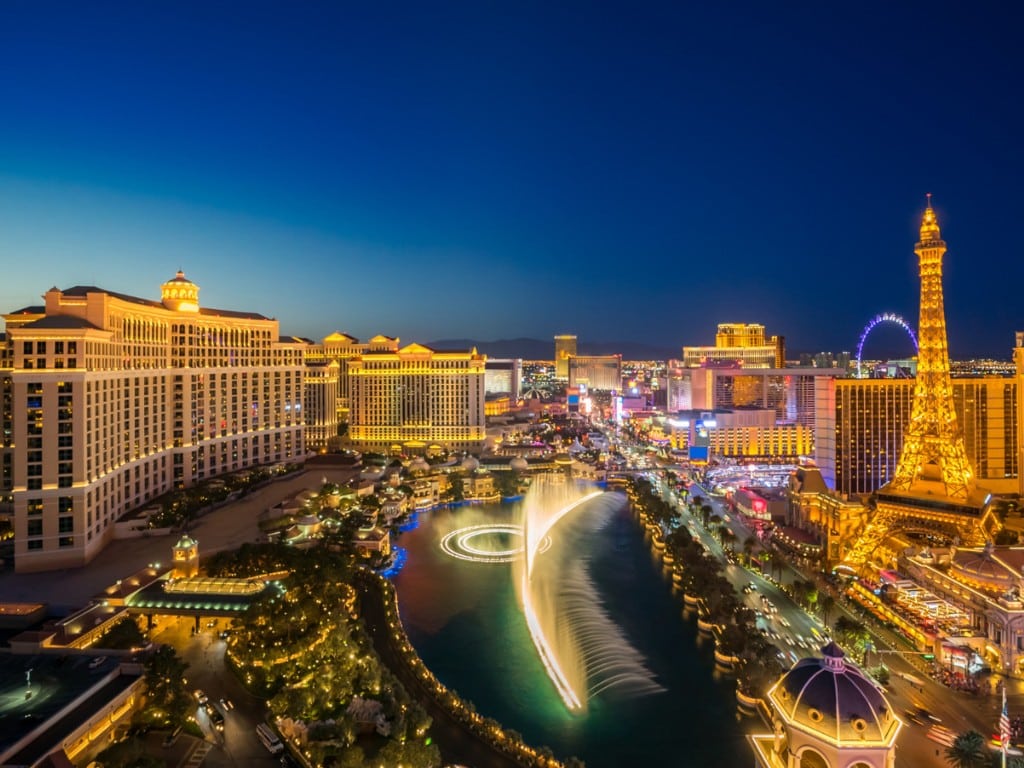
<box><xmin>440</xmin><ymin>524</ymin><xmax>551</xmax><ymax>563</ymax></box>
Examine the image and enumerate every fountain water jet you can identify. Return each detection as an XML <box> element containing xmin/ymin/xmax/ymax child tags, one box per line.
<box><xmin>516</xmin><ymin>475</ymin><xmax>664</xmax><ymax>712</ymax></box>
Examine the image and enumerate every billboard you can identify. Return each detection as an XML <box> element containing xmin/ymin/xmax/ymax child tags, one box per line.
<box><xmin>688</xmin><ymin>445</ymin><xmax>709</xmax><ymax>462</ymax></box>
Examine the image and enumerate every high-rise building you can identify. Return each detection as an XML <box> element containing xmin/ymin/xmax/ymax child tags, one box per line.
<box><xmin>347</xmin><ymin>343</ymin><xmax>486</xmax><ymax>453</ymax></box>
<box><xmin>667</xmin><ymin>365</ymin><xmax>842</xmax><ymax>436</ymax></box>
<box><xmin>1016</xmin><ymin>331</ymin><xmax>1024</xmax><ymax>497</ymax></box>
<box><xmin>554</xmin><ymin>334</ymin><xmax>577</xmax><ymax>379</ymax></box>
<box><xmin>484</xmin><ymin>358</ymin><xmax>522</xmax><ymax>401</ymax></box>
<box><xmin>568</xmin><ymin>354</ymin><xmax>622</xmax><ymax>391</ymax></box>
<box><xmin>682</xmin><ymin>323</ymin><xmax>784</xmax><ymax>369</ymax></box>
<box><xmin>1</xmin><ymin>273</ymin><xmax>305</xmax><ymax>572</ymax></box>
<box><xmin>301</xmin><ymin>332</ymin><xmax>400</xmax><ymax>450</ymax></box>
<box><xmin>303</xmin><ymin>358</ymin><xmax>340</xmax><ymax>451</ymax></box>
<box><xmin>815</xmin><ymin>375</ymin><xmax>1018</xmax><ymax>497</ymax></box>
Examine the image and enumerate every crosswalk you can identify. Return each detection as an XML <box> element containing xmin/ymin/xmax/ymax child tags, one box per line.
<box><xmin>926</xmin><ymin>725</ymin><xmax>956</xmax><ymax>747</ymax></box>
<box><xmin>180</xmin><ymin>740</ymin><xmax>214</xmax><ymax>768</ymax></box>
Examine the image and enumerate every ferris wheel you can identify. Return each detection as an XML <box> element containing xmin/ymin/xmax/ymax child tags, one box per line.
<box><xmin>856</xmin><ymin>312</ymin><xmax>919</xmax><ymax>378</ymax></box>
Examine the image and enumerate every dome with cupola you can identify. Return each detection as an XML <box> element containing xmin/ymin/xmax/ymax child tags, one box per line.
<box><xmin>769</xmin><ymin>642</ymin><xmax>898</xmax><ymax>745</ymax></box>
<box><xmin>161</xmin><ymin>270</ymin><xmax>200</xmax><ymax>312</ymax></box>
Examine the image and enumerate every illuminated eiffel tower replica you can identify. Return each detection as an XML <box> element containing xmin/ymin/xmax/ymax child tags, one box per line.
<box><xmin>839</xmin><ymin>198</ymin><xmax>1001</xmax><ymax>576</ymax></box>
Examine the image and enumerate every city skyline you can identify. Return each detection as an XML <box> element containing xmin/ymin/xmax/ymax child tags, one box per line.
<box><xmin>2</xmin><ymin>4</ymin><xmax>1023</xmax><ymax>358</ymax></box>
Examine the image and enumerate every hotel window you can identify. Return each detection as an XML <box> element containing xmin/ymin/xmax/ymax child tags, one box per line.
<box><xmin>27</xmin><ymin>519</ymin><xmax>42</xmax><ymax>537</ymax></box>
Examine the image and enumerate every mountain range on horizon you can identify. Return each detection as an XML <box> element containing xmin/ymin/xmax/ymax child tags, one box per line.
<box><xmin>426</xmin><ymin>337</ymin><xmax>680</xmax><ymax>361</ymax></box>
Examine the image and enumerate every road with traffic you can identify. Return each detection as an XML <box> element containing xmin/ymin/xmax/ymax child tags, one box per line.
<box><xmin>608</xmin><ymin>432</ymin><xmax>1003</xmax><ymax>767</ymax></box>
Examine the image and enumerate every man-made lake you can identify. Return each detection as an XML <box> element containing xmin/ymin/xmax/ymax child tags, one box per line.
<box><xmin>391</xmin><ymin>493</ymin><xmax>754</xmax><ymax>767</ymax></box>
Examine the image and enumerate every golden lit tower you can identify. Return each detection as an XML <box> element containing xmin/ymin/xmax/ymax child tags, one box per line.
<box><xmin>839</xmin><ymin>199</ymin><xmax>998</xmax><ymax>575</ymax></box>
<box><xmin>888</xmin><ymin>197</ymin><xmax>974</xmax><ymax>498</ymax></box>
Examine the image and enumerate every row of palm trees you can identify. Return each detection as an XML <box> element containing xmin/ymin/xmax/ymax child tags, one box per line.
<box><xmin>629</xmin><ymin>478</ymin><xmax>783</xmax><ymax>698</ymax></box>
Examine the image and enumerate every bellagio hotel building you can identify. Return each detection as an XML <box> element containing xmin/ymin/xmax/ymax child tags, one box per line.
<box><xmin>0</xmin><ymin>272</ymin><xmax>304</xmax><ymax>572</ymax></box>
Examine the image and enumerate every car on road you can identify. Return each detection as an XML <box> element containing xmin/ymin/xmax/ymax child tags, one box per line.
<box><xmin>209</xmin><ymin>707</ymin><xmax>225</xmax><ymax>732</ymax></box>
<box><xmin>778</xmin><ymin>616</ymin><xmax>791</xmax><ymax>628</ymax></box>
<box><xmin>194</xmin><ymin>689</ymin><xmax>208</xmax><ymax>705</ymax></box>
<box><xmin>219</xmin><ymin>697</ymin><xmax>234</xmax><ymax>711</ymax></box>
<box><xmin>162</xmin><ymin>726</ymin><xmax>183</xmax><ymax>747</ymax></box>
<box><xmin>88</xmin><ymin>656</ymin><xmax>106</xmax><ymax>669</ymax></box>
<box><xmin>903</xmin><ymin>709</ymin><xmax>925</xmax><ymax>726</ymax></box>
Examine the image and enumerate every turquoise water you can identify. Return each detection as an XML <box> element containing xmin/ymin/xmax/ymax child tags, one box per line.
<box><xmin>391</xmin><ymin>495</ymin><xmax>753</xmax><ymax>767</ymax></box>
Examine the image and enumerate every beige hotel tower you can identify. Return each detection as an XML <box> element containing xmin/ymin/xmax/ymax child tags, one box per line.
<box><xmin>1</xmin><ymin>273</ymin><xmax>305</xmax><ymax>572</ymax></box>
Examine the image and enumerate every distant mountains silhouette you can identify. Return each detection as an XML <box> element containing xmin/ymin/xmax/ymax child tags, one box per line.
<box><xmin>426</xmin><ymin>337</ymin><xmax>679</xmax><ymax>361</ymax></box>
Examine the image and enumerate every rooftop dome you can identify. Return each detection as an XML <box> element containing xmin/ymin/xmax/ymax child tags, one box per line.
<box><xmin>769</xmin><ymin>642</ymin><xmax>897</xmax><ymax>744</ymax></box>
<box><xmin>510</xmin><ymin>456</ymin><xmax>529</xmax><ymax>472</ymax></box>
<box><xmin>951</xmin><ymin>541</ymin><xmax>1015</xmax><ymax>591</ymax></box>
<box><xmin>461</xmin><ymin>456</ymin><xmax>480</xmax><ymax>472</ymax></box>
<box><xmin>161</xmin><ymin>270</ymin><xmax>200</xmax><ymax>312</ymax></box>
<box><xmin>173</xmin><ymin>533</ymin><xmax>197</xmax><ymax>550</ymax></box>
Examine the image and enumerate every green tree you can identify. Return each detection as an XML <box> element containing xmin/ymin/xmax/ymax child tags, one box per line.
<box><xmin>97</xmin><ymin>617</ymin><xmax>146</xmax><ymax>649</ymax></box>
<box><xmin>721</xmin><ymin>527</ymin><xmax>737</xmax><ymax>553</ymax></box>
<box><xmin>742</xmin><ymin>535</ymin><xmax>757</xmax><ymax>565</ymax></box>
<box><xmin>818</xmin><ymin>593</ymin><xmax>836</xmax><ymax>626</ymax></box>
<box><xmin>448</xmin><ymin>474</ymin><xmax>465</xmax><ymax>502</ymax></box>
<box><xmin>137</xmin><ymin>645</ymin><xmax>191</xmax><ymax>728</ymax></box>
<box><xmin>944</xmin><ymin>729</ymin><xmax>986</xmax><ymax>768</ymax></box>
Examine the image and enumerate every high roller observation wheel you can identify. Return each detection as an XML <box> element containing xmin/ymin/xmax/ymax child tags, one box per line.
<box><xmin>856</xmin><ymin>312</ymin><xmax>919</xmax><ymax>378</ymax></box>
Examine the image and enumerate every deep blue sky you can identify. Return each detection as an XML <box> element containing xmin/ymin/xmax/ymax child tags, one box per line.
<box><xmin>1</xmin><ymin>3</ymin><xmax>1021</xmax><ymax>357</ymax></box>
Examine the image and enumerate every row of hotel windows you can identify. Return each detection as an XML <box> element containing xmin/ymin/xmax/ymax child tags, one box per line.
<box><xmin>25</xmin><ymin>389</ymin><xmax>74</xmax><ymax>489</ymax></box>
<box><xmin>24</xmin><ymin>497</ymin><xmax>75</xmax><ymax>550</ymax></box>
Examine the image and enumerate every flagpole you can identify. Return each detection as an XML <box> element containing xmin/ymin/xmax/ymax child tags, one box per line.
<box><xmin>1003</xmin><ymin>684</ymin><xmax>1008</xmax><ymax>768</ymax></box>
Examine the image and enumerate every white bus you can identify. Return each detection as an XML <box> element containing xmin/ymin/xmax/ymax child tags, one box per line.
<box><xmin>256</xmin><ymin>723</ymin><xmax>284</xmax><ymax>754</ymax></box>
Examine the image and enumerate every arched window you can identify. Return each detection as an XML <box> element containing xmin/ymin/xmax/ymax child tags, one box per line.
<box><xmin>799</xmin><ymin>749</ymin><xmax>830</xmax><ymax>768</ymax></box>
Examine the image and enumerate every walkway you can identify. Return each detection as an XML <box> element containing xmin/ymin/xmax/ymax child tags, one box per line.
<box><xmin>356</xmin><ymin>576</ymin><xmax>529</xmax><ymax>768</ymax></box>
<box><xmin>0</xmin><ymin>468</ymin><xmax>360</xmax><ymax>610</ymax></box>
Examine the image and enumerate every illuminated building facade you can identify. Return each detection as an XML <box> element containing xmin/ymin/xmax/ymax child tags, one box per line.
<box><xmin>2</xmin><ymin>273</ymin><xmax>305</xmax><ymax>572</ymax></box>
<box><xmin>682</xmin><ymin>322</ymin><xmax>785</xmax><ymax>369</ymax></box>
<box><xmin>303</xmin><ymin>357</ymin><xmax>340</xmax><ymax>450</ymax></box>
<box><xmin>568</xmin><ymin>354</ymin><xmax>622</xmax><ymax>391</ymax></box>
<box><xmin>484</xmin><ymin>358</ymin><xmax>522</xmax><ymax>401</ymax></box>
<box><xmin>553</xmin><ymin>334</ymin><xmax>577</xmax><ymax>379</ymax></box>
<box><xmin>1017</xmin><ymin>331</ymin><xmax>1024</xmax><ymax>497</ymax></box>
<box><xmin>347</xmin><ymin>343</ymin><xmax>486</xmax><ymax>453</ymax></box>
<box><xmin>668</xmin><ymin>409</ymin><xmax>813</xmax><ymax>461</ymax></box>
<box><xmin>815</xmin><ymin>376</ymin><xmax>1018</xmax><ymax>497</ymax></box>
<box><xmin>668</xmin><ymin>365</ymin><xmax>841</xmax><ymax>435</ymax></box>
<box><xmin>302</xmin><ymin>332</ymin><xmax>400</xmax><ymax>433</ymax></box>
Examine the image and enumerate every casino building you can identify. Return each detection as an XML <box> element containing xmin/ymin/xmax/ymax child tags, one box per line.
<box><xmin>346</xmin><ymin>342</ymin><xmax>486</xmax><ymax>453</ymax></box>
<box><xmin>1</xmin><ymin>272</ymin><xmax>305</xmax><ymax>572</ymax></box>
<box><xmin>750</xmin><ymin>643</ymin><xmax>901</xmax><ymax>768</ymax></box>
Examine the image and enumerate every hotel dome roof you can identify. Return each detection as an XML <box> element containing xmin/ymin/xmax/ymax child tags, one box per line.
<box><xmin>770</xmin><ymin>642</ymin><xmax>898</xmax><ymax>745</ymax></box>
<box><xmin>950</xmin><ymin>542</ymin><xmax>1016</xmax><ymax>591</ymax></box>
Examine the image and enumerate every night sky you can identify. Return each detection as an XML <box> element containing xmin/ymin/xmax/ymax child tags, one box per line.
<box><xmin>1</xmin><ymin>3</ymin><xmax>1021</xmax><ymax>358</ymax></box>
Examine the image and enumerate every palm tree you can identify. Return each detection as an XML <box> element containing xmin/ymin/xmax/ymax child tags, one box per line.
<box><xmin>721</xmin><ymin>527</ymin><xmax>737</xmax><ymax>553</ymax></box>
<box><xmin>742</xmin><ymin>535</ymin><xmax>757</xmax><ymax>565</ymax></box>
<box><xmin>944</xmin><ymin>730</ymin><xmax>986</xmax><ymax>768</ymax></box>
<box><xmin>819</xmin><ymin>593</ymin><xmax>836</xmax><ymax>626</ymax></box>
